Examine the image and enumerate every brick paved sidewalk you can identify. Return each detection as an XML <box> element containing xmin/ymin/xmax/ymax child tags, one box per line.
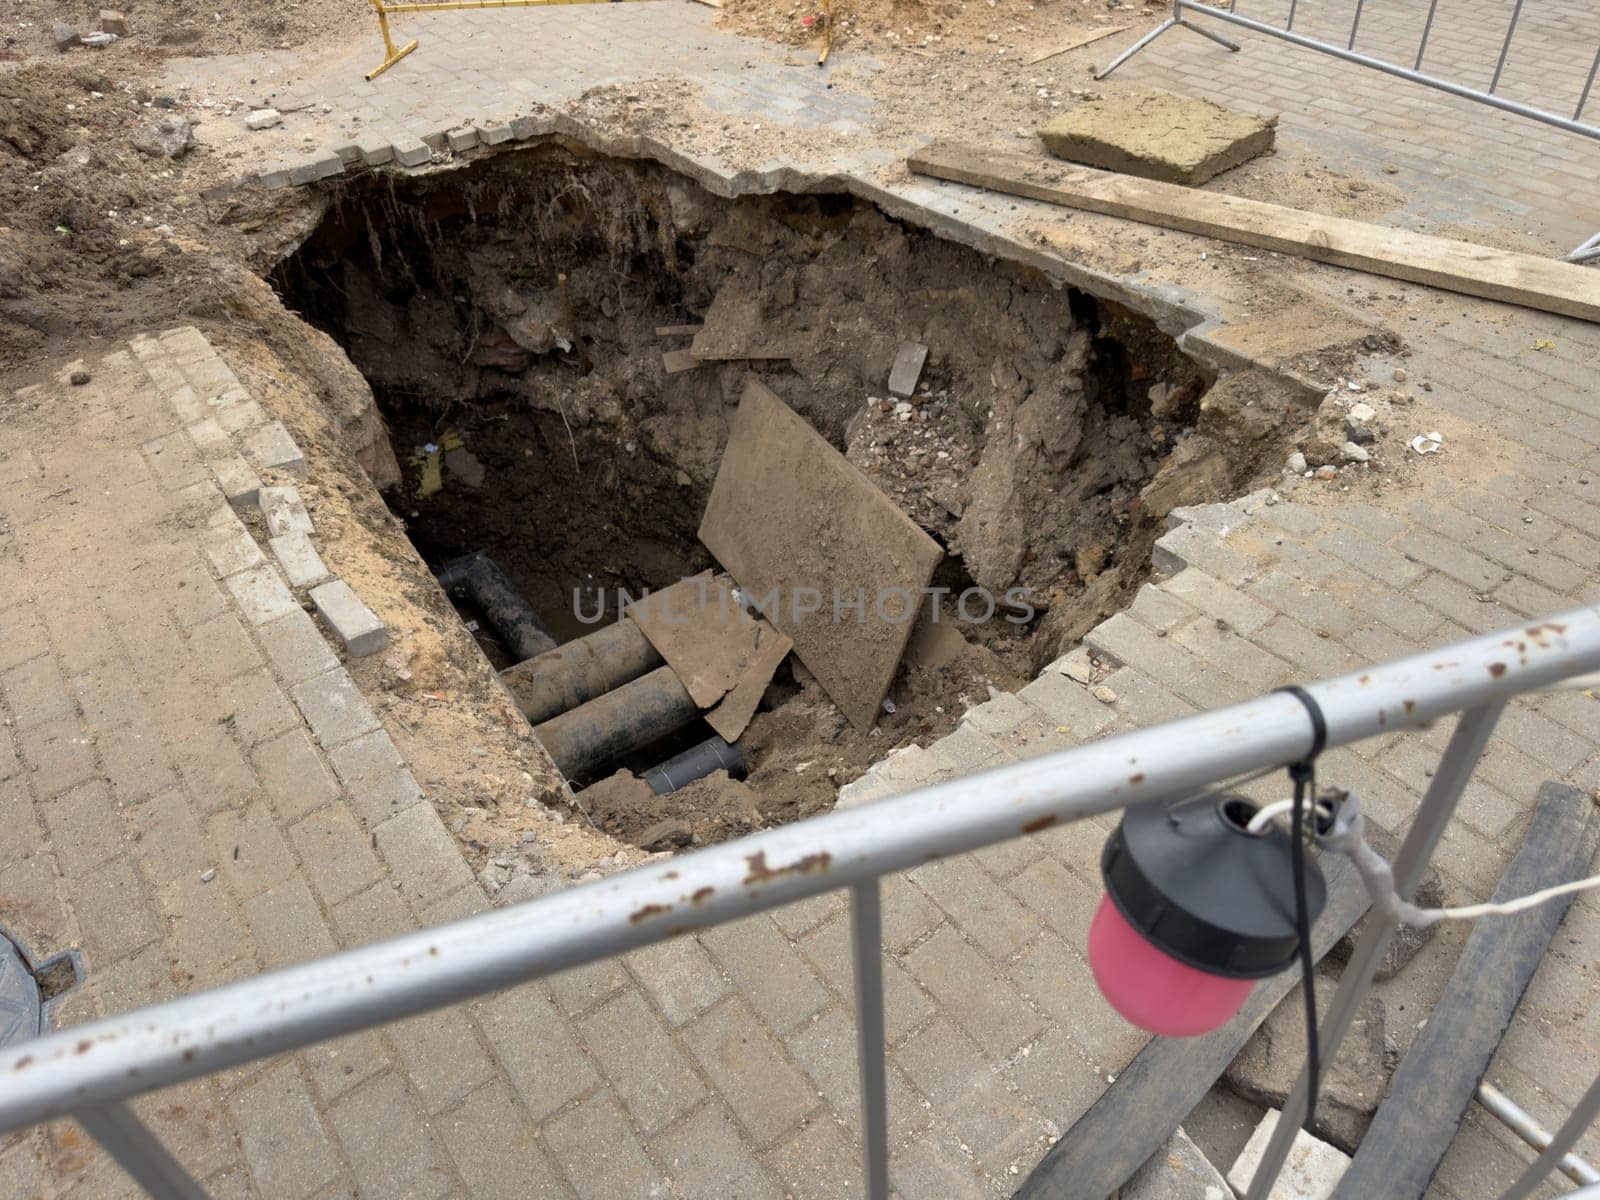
<box><xmin>2</xmin><ymin>1</ymin><xmax>1597</xmax><ymax>1195</ymax></box>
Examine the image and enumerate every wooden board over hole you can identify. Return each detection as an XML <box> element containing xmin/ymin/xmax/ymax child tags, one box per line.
<box><xmin>699</xmin><ymin>378</ymin><xmax>943</xmax><ymax>730</ymax></box>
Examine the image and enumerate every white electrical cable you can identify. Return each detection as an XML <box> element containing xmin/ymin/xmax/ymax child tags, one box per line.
<box><xmin>1246</xmin><ymin>793</ymin><xmax>1600</xmax><ymax>928</ymax></box>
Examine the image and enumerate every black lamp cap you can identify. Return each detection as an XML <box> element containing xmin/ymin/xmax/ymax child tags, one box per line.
<box><xmin>1100</xmin><ymin>794</ymin><xmax>1326</xmax><ymax>980</ymax></box>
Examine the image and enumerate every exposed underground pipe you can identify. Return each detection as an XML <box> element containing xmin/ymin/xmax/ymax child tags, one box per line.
<box><xmin>644</xmin><ymin>735</ymin><xmax>745</xmax><ymax>795</ymax></box>
<box><xmin>435</xmin><ymin>551</ymin><xmax>557</xmax><ymax>662</ymax></box>
<box><xmin>532</xmin><ymin>665</ymin><xmax>698</xmax><ymax>780</ymax></box>
<box><xmin>500</xmin><ymin>619</ymin><xmax>663</xmax><ymax>725</ymax></box>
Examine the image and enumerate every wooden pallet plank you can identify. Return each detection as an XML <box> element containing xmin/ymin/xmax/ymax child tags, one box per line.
<box><xmin>906</xmin><ymin>141</ymin><xmax>1600</xmax><ymax>323</ymax></box>
<box><xmin>1025</xmin><ymin>23</ymin><xmax>1129</xmax><ymax>65</ymax></box>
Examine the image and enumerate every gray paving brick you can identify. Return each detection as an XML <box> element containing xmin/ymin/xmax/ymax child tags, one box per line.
<box><xmin>626</xmin><ymin>935</ymin><xmax>731</xmax><ymax>1026</ymax></box>
<box><xmin>908</xmin><ymin>853</ymin><xmax>1040</xmax><ymax>960</ymax></box>
<box><xmin>1016</xmin><ymin>671</ymin><xmax>1119</xmax><ymax>740</ymax></box>
<box><xmin>1007</xmin><ymin>854</ymin><xmax>1100</xmax><ymax>948</ymax></box>
<box><xmin>16</xmin><ymin>714</ymin><xmax>97</xmax><ymax>799</ymax></box>
<box><xmin>1395</xmin><ymin>527</ymin><xmax>1507</xmax><ymax>592</ymax></box>
<box><xmin>327</xmin><ymin>1072</ymin><xmax>453</xmax><ymax>1200</ymax></box>
<box><xmin>209</xmin><ymin>800</ymin><xmax>300</xmax><ymax>902</ymax></box>
<box><xmin>547</xmin><ymin>957</ymin><xmax>630</xmax><ymax>1015</ymax></box>
<box><xmin>1245</xmin><ymin>568</ymin><xmax>1363</xmax><ymax>637</ymax></box>
<box><xmin>74</xmin><ymin>856</ymin><xmax>160</xmax><ymax>967</ymax></box>
<box><xmin>763</xmin><ymin>1118</ymin><xmax>865</xmax><ymax>1200</ymax></box>
<box><xmin>1171</xmin><ymin>614</ymin><xmax>1290</xmax><ymax>692</ymax></box>
<box><xmin>37</xmin><ymin>778</ymin><xmax>121</xmax><ymax>880</ymax></box>
<box><xmin>684</xmin><ymin>997</ymin><xmax>814</xmax><ymax>1145</ymax></box>
<box><xmin>173</xmin><ymin>723</ymin><xmax>261</xmax><ymax>814</ymax></box>
<box><xmin>0</xmin><ymin>605</ymin><xmax>48</xmax><ymax>675</ymax></box>
<box><xmin>1161</xmin><ymin>567</ymin><xmax>1274</xmax><ymax>634</ymax></box>
<box><xmin>245</xmin><ymin>877</ymin><xmax>337</xmax><ymax>968</ymax></box>
<box><xmin>293</xmin><ymin>670</ymin><xmax>381</xmax><ymax>749</ymax></box>
<box><xmin>890</xmin><ymin>1125</ymin><xmax>994</xmax><ymax>1200</ymax></box>
<box><xmin>796</xmin><ymin>916</ymin><xmax>935</xmax><ymax>1044</ymax></box>
<box><xmin>0</xmin><ymin>776</ymin><xmax>43</xmax><ymax>867</ymax></box>
<box><xmin>698</xmin><ymin>913</ymin><xmax>830</xmax><ymax>1035</ymax></box>
<box><xmin>893</xmin><ymin>1014</ymin><xmax>1051</xmax><ymax>1177</ymax></box>
<box><xmin>257</xmin><ymin>610</ymin><xmax>341</xmax><ymax>684</ymax></box>
<box><xmin>1313</xmin><ymin>524</ymin><xmax>1426</xmax><ymax>588</ymax></box>
<box><xmin>373</xmin><ymin>801</ymin><xmax>472</xmax><ymax>909</ymax></box>
<box><xmin>225</xmin><ymin>564</ymin><xmax>299</xmax><ymax>627</ymax></box>
<box><xmin>475</xmin><ymin>983</ymin><xmax>598</xmax><ymax>1121</ymax></box>
<box><xmin>125</xmin><ymin>788</ymin><xmax>210</xmax><ymax>887</ymax></box>
<box><xmin>580</xmin><ymin>987</ymin><xmax>705</xmax><ymax>1135</ymax></box>
<box><xmin>1</xmin><ymin>655</ymin><xmax>74</xmax><ymax>728</ymax></box>
<box><xmin>438</xmin><ymin>1081</ymin><xmax>568</xmax><ymax>1200</ymax></box>
<box><xmin>229</xmin><ymin>1062</ymin><xmax>344</xmax><ymax>1200</ymax></box>
<box><xmin>545</xmin><ymin>1090</ymin><xmax>666</xmax><ymax>1200</ymax></box>
<box><xmin>220</xmin><ymin>668</ymin><xmax>301</xmax><ymax>747</ymax></box>
<box><xmin>903</xmin><ymin>925</ymin><xmax>1044</xmax><ymax>1059</ymax></box>
<box><xmin>1012</xmin><ymin>931</ymin><xmax>1147</xmax><ymax>1070</ymax></box>
<box><xmin>98</xmin><ymin>723</ymin><xmax>179</xmax><ymax>804</ymax></box>
<box><xmin>653</xmin><ymin>1102</ymin><xmax>785</xmax><ymax>1200</ymax></box>
<box><xmin>253</xmin><ymin>727</ymin><xmax>340</xmax><ymax>823</ymax></box>
<box><xmin>1249</xmin><ymin>614</ymin><xmax>1360</xmax><ymax>679</ymax></box>
<box><xmin>785</xmin><ymin>1006</ymin><xmax>926</xmax><ymax>1141</ymax></box>
<box><xmin>191</xmin><ymin>610</ymin><xmax>264</xmax><ymax>687</ymax></box>
<box><xmin>1086</xmin><ymin>612</ymin><xmax>1251</xmax><ymax>708</ymax></box>
<box><xmin>289</xmin><ymin>800</ymin><xmax>385</xmax><ymax>906</ymax></box>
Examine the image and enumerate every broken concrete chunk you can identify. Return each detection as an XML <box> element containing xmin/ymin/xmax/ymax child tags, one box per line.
<box><xmin>52</xmin><ymin>23</ymin><xmax>81</xmax><ymax>50</ymax></box>
<box><xmin>245</xmin><ymin>108</ymin><xmax>282</xmax><ymax>131</ymax></box>
<box><xmin>1123</xmin><ymin>1126</ymin><xmax>1236</xmax><ymax>1200</ymax></box>
<box><xmin>887</xmin><ymin>341</ymin><xmax>928</xmax><ymax>398</ymax></box>
<box><xmin>132</xmin><ymin>117</ymin><xmax>192</xmax><ymax>160</ymax></box>
<box><xmin>1038</xmin><ymin>90</ymin><xmax>1277</xmax><ymax>185</ymax></box>
<box><xmin>1228</xmin><ymin>1110</ymin><xmax>1350</xmax><ymax>1200</ymax></box>
<box><xmin>99</xmin><ymin>9</ymin><xmax>128</xmax><ymax>35</ymax></box>
<box><xmin>1225</xmin><ymin>983</ymin><xmax>1388</xmax><ymax>1153</ymax></box>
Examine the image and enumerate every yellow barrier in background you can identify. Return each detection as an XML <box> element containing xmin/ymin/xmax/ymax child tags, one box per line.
<box><xmin>364</xmin><ymin>0</ymin><xmax>833</xmax><ymax>80</ymax></box>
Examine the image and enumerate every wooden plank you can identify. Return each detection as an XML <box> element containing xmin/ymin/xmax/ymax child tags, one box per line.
<box><xmin>1015</xmin><ymin>854</ymin><xmax>1371</xmax><ymax>1199</ymax></box>
<box><xmin>1025</xmin><ymin>23</ymin><xmax>1129</xmax><ymax>66</ymax></box>
<box><xmin>907</xmin><ymin>141</ymin><xmax>1600</xmax><ymax>323</ymax></box>
<box><xmin>655</xmin><ymin>324</ymin><xmax>703</xmax><ymax>337</ymax></box>
<box><xmin>698</xmin><ymin>379</ymin><xmax>942</xmax><ymax>731</ymax></box>
<box><xmin>1332</xmin><ymin>783</ymin><xmax>1599</xmax><ymax>1200</ymax></box>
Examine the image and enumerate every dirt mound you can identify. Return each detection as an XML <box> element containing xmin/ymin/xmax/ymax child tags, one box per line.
<box><xmin>3</xmin><ymin>1</ymin><xmax>368</xmax><ymax>62</ymax></box>
<box><xmin>720</xmin><ymin>0</ymin><xmax>1159</xmax><ymax>56</ymax></box>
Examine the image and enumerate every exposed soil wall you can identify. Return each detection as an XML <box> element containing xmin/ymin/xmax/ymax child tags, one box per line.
<box><xmin>272</xmin><ymin>143</ymin><xmax>1301</xmax><ymax>847</ymax></box>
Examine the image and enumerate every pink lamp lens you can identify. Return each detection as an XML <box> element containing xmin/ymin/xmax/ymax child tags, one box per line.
<box><xmin>1087</xmin><ymin>893</ymin><xmax>1254</xmax><ymax>1038</ymax></box>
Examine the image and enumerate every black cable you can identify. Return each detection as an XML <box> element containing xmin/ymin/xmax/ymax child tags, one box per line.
<box><xmin>1278</xmin><ymin>686</ymin><xmax>1326</xmax><ymax>1135</ymax></box>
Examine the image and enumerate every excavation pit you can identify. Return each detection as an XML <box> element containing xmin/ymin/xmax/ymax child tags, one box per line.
<box><xmin>272</xmin><ymin>145</ymin><xmax>1296</xmax><ymax>851</ymax></box>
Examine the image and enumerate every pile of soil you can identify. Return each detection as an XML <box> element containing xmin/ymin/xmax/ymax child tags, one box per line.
<box><xmin>3</xmin><ymin>1</ymin><xmax>367</xmax><ymax>63</ymax></box>
<box><xmin>720</xmin><ymin>0</ymin><xmax>1161</xmax><ymax>56</ymax></box>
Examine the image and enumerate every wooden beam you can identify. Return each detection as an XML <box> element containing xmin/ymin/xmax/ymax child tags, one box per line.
<box><xmin>1025</xmin><ymin>23</ymin><xmax>1129</xmax><ymax>66</ymax></box>
<box><xmin>1014</xmin><ymin>854</ymin><xmax>1370</xmax><ymax>1199</ymax></box>
<box><xmin>907</xmin><ymin>141</ymin><xmax>1600</xmax><ymax>323</ymax></box>
<box><xmin>1332</xmin><ymin>783</ymin><xmax>1599</xmax><ymax>1200</ymax></box>
<box><xmin>655</xmin><ymin>324</ymin><xmax>703</xmax><ymax>337</ymax></box>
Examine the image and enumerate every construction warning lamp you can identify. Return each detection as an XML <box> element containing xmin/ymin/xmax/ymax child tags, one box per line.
<box><xmin>1088</xmin><ymin>794</ymin><xmax>1326</xmax><ymax>1038</ymax></box>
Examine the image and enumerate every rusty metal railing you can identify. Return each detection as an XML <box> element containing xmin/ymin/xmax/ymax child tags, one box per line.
<box><xmin>4</xmin><ymin>607</ymin><xmax>1600</xmax><ymax>1197</ymax></box>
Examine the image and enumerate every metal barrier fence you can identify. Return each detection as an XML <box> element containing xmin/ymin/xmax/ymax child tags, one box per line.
<box><xmin>5</xmin><ymin>606</ymin><xmax>1600</xmax><ymax>1198</ymax></box>
<box><xmin>1096</xmin><ymin>0</ymin><xmax>1600</xmax><ymax>263</ymax></box>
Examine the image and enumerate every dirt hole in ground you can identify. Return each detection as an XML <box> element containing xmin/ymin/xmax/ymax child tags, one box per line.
<box><xmin>273</xmin><ymin>144</ymin><xmax>1302</xmax><ymax>851</ymax></box>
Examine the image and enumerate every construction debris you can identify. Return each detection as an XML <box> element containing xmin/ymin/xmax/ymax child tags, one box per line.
<box><xmin>1037</xmin><ymin>89</ymin><xmax>1277</xmax><ymax>185</ymax></box>
<box><xmin>699</xmin><ymin>379</ymin><xmax>943</xmax><ymax>730</ymax></box>
<box><xmin>1228</xmin><ymin>1111</ymin><xmax>1351</xmax><ymax>1200</ymax></box>
<box><xmin>886</xmin><ymin>341</ymin><xmax>928</xmax><ymax>398</ymax></box>
<box><xmin>1124</xmin><ymin>1126</ymin><xmax>1236</xmax><ymax>1200</ymax></box>
<box><xmin>624</xmin><ymin>573</ymin><xmax>792</xmax><ymax>741</ymax></box>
